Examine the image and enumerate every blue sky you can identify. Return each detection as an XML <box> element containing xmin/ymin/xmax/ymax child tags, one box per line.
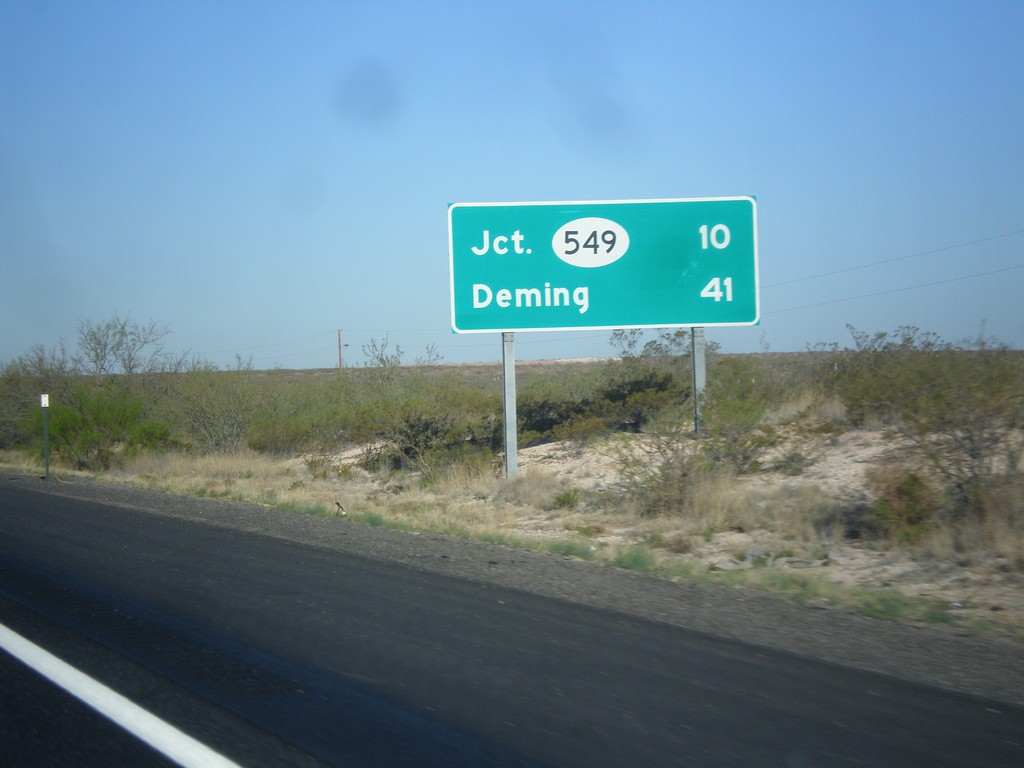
<box><xmin>2</xmin><ymin>0</ymin><xmax>1022</xmax><ymax>369</ymax></box>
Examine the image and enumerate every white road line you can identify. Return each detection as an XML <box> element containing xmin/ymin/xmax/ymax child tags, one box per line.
<box><xmin>0</xmin><ymin>622</ymin><xmax>244</xmax><ymax>768</ymax></box>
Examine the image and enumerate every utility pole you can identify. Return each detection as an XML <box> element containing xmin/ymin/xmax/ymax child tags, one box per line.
<box><xmin>338</xmin><ymin>329</ymin><xmax>344</xmax><ymax>371</ymax></box>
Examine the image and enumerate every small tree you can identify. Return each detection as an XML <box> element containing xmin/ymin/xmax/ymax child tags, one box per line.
<box><xmin>172</xmin><ymin>356</ymin><xmax>267</xmax><ymax>452</ymax></box>
<box><xmin>74</xmin><ymin>313</ymin><xmax>185</xmax><ymax>379</ymax></box>
<box><xmin>361</xmin><ymin>335</ymin><xmax>403</xmax><ymax>386</ymax></box>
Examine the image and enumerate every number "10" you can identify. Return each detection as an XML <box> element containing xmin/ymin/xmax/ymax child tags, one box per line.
<box><xmin>699</xmin><ymin>224</ymin><xmax>731</xmax><ymax>250</ymax></box>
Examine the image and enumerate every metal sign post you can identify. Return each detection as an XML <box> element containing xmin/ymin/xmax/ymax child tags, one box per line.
<box><xmin>501</xmin><ymin>333</ymin><xmax>518</xmax><ymax>478</ymax></box>
<box><xmin>41</xmin><ymin>394</ymin><xmax>50</xmax><ymax>481</ymax></box>
<box><xmin>691</xmin><ymin>328</ymin><xmax>706</xmax><ymax>435</ymax></box>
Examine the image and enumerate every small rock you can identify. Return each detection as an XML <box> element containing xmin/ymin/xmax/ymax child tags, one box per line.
<box><xmin>775</xmin><ymin>557</ymin><xmax>826</xmax><ymax>569</ymax></box>
<box><xmin>827</xmin><ymin>547</ymin><xmax>855</xmax><ymax>565</ymax></box>
<box><xmin>711</xmin><ymin>558</ymin><xmax>752</xmax><ymax>572</ymax></box>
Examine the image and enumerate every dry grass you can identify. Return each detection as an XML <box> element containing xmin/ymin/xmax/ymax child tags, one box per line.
<box><xmin>82</xmin><ymin>444</ymin><xmax>1022</xmax><ymax>578</ymax></box>
<box><xmin>0</xmin><ymin>449</ymin><xmax>92</xmax><ymax>480</ymax></box>
<box><xmin>114</xmin><ymin>449</ymin><xmax>535</xmax><ymax>539</ymax></box>
<box><xmin>912</xmin><ymin>475</ymin><xmax>1024</xmax><ymax>570</ymax></box>
<box><xmin>117</xmin><ymin>449</ymin><xmax>302</xmax><ymax>505</ymax></box>
<box><xmin>0</xmin><ymin>449</ymin><xmax>41</xmax><ymax>475</ymax></box>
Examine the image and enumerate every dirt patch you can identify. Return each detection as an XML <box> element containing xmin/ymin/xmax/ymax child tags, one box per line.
<box><xmin>513</xmin><ymin>431</ymin><xmax>1024</xmax><ymax>638</ymax></box>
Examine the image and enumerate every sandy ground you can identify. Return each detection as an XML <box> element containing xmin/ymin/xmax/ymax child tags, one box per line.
<box><xmin>515</xmin><ymin>430</ymin><xmax>1024</xmax><ymax>638</ymax></box>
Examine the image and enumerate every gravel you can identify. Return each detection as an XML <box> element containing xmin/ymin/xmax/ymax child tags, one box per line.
<box><xmin>7</xmin><ymin>471</ymin><xmax>1024</xmax><ymax>707</ymax></box>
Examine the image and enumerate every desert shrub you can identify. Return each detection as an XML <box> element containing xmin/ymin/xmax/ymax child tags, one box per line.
<box><xmin>553</xmin><ymin>486</ymin><xmax>580</xmax><ymax>510</ymax></box>
<box><xmin>0</xmin><ymin>343</ymin><xmax>80</xmax><ymax>449</ymax></box>
<box><xmin>638</xmin><ymin>450</ymin><xmax>697</xmax><ymax>517</ymax></box>
<box><xmin>866</xmin><ymin>465</ymin><xmax>943</xmax><ymax>544</ymax></box>
<box><xmin>243</xmin><ymin>375</ymin><xmax>351</xmax><ymax>455</ymax></box>
<box><xmin>516</xmin><ymin>363</ymin><xmax>684</xmax><ymax>447</ymax></box>
<box><xmin>376</xmin><ymin>408</ymin><xmax>464</xmax><ymax>470</ymax></box>
<box><xmin>698</xmin><ymin>355</ymin><xmax>784</xmax><ymax>473</ymax></box>
<box><xmin>170</xmin><ymin>360</ymin><xmax>268</xmax><ymax>452</ymax></box>
<box><xmin>1</xmin><ymin>315</ymin><xmax>194</xmax><ymax>458</ymax></box>
<box><xmin>817</xmin><ymin>327</ymin><xmax>1023</xmax><ymax>520</ymax></box>
<box><xmin>551</xmin><ymin>416</ymin><xmax>609</xmax><ymax>444</ymax></box>
<box><xmin>128</xmin><ymin>416</ymin><xmax>175</xmax><ymax>452</ymax></box>
<box><xmin>517</xmin><ymin>394</ymin><xmax>582</xmax><ymax>446</ymax></box>
<box><xmin>897</xmin><ymin>341</ymin><xmax>1023</xmax><ymax>519</ymax></box>
<box><xmin>592</xmin><ymin>366</ymin><xmax>684</xmax><ymax>432</ymax></box>
<box><xmin>974</xmin><ymin>474</ymin><xmax>1024</xmax><ymax>570</ymax></box>
<box><xmin>73</xmin><ymin>314</ymin><xmax>187</xmax><ymax>379</ymax></box>
<box><xmin>0</xmin><ymin>359</ymin><xmax>36</xmax><ymax>448</ymax></box>
<box><xmin>772</xmin><ymin>449</ymin><xmax>815</xmax><ymax>476</ymax></box>
<box><xmin>814</xmin><ymin>326</ymin><xmax>946</xmax><ymax>427</ymax></box>
<box><xmin>356</xmin><ymin>377</ymin><xmax>502</xmax><ymax>479</ymax></box>
<box><xmin>301</xmin><ymin>452</ymin><xmax>333</xmax><ymax>480</ymax></box>
<box><xmin>39</xmin><ymin>381</ymin><xmax>170</xmax><ymax>469</ymax></box>
<box><xmin>897</xmin><ymin>461</ymin><xmax>1024</xmax><ymax>569</ymax></box>
<box><xmin>246</xmin><ymin>414</ymin><xmax>318</xmax><ymax>454</ymax></box>
<box><xmin>607</xmin><ymin>422</ymin><xmax>701</xmax><ymax>518</ymax></box>
<box><xmin>428</xmin><ymin>448</ymin><xmax>500</xmax><ymax>494</ymax></box>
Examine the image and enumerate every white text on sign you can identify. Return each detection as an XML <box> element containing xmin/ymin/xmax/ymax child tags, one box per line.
<box><xmin>470</xmin><ymin>230</ymin><xmax>532</xmax><ymax>256</ymax></box>
<box><xmin>473</xmin><ymin>283</ymin><xmax>590</xmax><ymax>314</ymax></box>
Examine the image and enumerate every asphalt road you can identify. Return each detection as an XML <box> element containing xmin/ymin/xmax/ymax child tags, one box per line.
<box><xmin>1</xmin><ymin>476</ymin><xmax>1022</xmax><ymax>767</ymax></box>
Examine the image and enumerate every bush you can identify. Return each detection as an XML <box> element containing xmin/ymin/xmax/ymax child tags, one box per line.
<box><xmin>608</xmin><ymin>424</ymin><xmax>700</xmax><ymax>518</ymax></box>
<box><xmin>592</xmin><ymin>366</ymin><xmax>685</xmax><ymax>432</ymax></box>
<box><xmin>128</xmin><ymin>417</ymin><xmax>175</xmax><ymax>452</ymax></box>
<box><xmin>814</xmin><ymin>325</ymin><xmax>947</xmax><ymax>427</ymax></box>
<box><xmin>899</xmin><ymin>341</ymin><xmax>1023</xmax><ymax>519</ymax></box>
<box><xmin>867</xmin><ymin>466</ymin><xmax>942</xmax><ymax>543</ymax></box>
<box><xmin>820</xmin><ymin>327</ymin><xmax>1024</xmax><ymax>518</ymax></box>
<box><xmin>171</xmin><ymin>361</ymin><xmax>267</xmax><ymax>452</ymax></box>
<box><xmin>41</xmin><ymin>382</ymin><xmax>171</xmax><ymax>469</ymax></box>
<box><xmin>517</xmin><ymin>394</ymin><xmax>582</xmax><ymax>445</ymax></box>
<box><xmin>551</xmin><ymin>416</ymin><xmax>609</xmax><ymax>444</ymax></box>
<box><xmin>699</xmin><ymin>355</ymin><xmax>783</xmax><ymax>472</ymax></box>
<box><xmin>246</xmin><ymin>415</ymin><xmax>318</xmax><ymax>454</ymax></box>
<box><xmin>0</xmin><ymin>344</ymin><xmax>77</xmax><ymax>450</ymax></box>
<box><xmin>517</xmin><ymin>363</ymin><xmax>685</xmax><ymax>447</ymax></box>
<box><xmin>358</xmin><ymin>379</ymin><xmax>502</xmax><ymax>478</ymax></box>
<box><xmin>553</xmin><ymin>487</ymin><xmax>580</xmax><ymax>510</ymax></box>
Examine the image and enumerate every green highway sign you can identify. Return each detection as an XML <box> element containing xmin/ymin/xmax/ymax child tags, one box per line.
<box><xmin>448</xmin><ymin>197</ymin><xmax>759</xmax><ymax>333</ymax></box>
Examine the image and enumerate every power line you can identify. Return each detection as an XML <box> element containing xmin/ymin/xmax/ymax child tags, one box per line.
<box><xmin>206</xmin><ymin>331</ymin><xmax>334</xmax><ymax>355</ymax></box>
<box><xmin>249</xmin><ymin>345</ymin><xmax>336</xmax><ymax>362</ymax></box>
<box><xmin>767</xmin><ymin>263</ymin><xmax>1024</xmax><ymax>315</ymax></box>
<box><xmin>765</xmin><ymin>228</ymin><xmax>1024</xmax><ymax>288</ymax></box>
<box><xmin>211</xmin><ymin>227</ymin><xmax>1024</xmax><ymax>360</ymax></box>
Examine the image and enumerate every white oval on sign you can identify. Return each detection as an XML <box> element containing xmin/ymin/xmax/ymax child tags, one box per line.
<box><xmin>551</xmin><ymin>217</ymin><xmax>629</xmax><ymax>268</ymax></box>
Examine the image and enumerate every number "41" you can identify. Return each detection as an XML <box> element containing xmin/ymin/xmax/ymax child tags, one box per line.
<box><xmin>700</xmin><ymin>277</ymin><xmax>733</xmax><ymax>302</ymax></box>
